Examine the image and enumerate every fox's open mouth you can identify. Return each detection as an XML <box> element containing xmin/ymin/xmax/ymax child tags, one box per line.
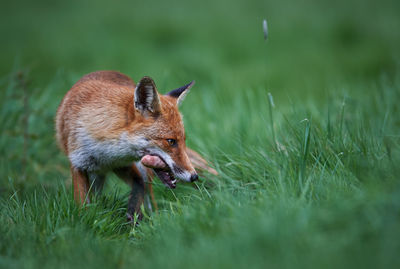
<box><xmin>153</xmin><ymin>168</ymin><xmax>177</xmax><ymax>188</ymax></box>
<box><xmin>141</xmin><ymin>154</ymin><xmax>177</xmax><ymax>188</ymax></box>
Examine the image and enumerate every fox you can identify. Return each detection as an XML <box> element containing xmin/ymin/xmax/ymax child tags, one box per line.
<box><xmin>56</xmin><ymin>71</ymin><xmax>216</xmax><ymax>220</ymax></box>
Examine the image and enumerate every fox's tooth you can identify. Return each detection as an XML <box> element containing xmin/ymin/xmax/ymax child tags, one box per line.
<box><xmin>172</xmin><ymin>179</ymin><xmax>177</xmax><ymax>184</ymax></box>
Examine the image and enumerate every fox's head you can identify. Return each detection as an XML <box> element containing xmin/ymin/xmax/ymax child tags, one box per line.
<box><xmin>133</xmin><ymin>76</ymin><xmax>197</xmax><ymax>188</ymax></box>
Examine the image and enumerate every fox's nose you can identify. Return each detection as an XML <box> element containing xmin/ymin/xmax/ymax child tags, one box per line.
<box><xmin>190</xmin><ymin>173</ymin><xmax>199</xmax><ymax>182</ymax></box>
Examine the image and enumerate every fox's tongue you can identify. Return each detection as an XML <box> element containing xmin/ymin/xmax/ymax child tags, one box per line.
<box><xmin>141</xmin><ymin>155</ymin><xmax>167</xmax><ymax>169</ymax></box>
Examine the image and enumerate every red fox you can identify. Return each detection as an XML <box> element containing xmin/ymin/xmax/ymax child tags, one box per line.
<box><xmin>56</xmin><ymin>71</ymin><xmax>216</xmax><ymax>220</ymax></box>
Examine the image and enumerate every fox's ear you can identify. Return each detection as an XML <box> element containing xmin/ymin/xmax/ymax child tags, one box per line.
<box><xmin>167</xmin><ymin>81</ymin><xmax>195</xmax><ymax>106</ymax></box>
<box><xmin>134</xmin><ymin>76</ymin><xmax>161</xmax><ymax>116</ymax></box>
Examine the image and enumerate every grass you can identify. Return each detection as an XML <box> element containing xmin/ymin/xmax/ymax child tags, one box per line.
<box><xmin>1</xmin><ymin>0</ymin><xmax>400</xmax><ymax>268</ymax></box>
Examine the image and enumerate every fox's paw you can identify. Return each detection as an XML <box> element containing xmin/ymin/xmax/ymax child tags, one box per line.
<box><xmin>126</xmin><ymin>212</ymin><xmax>143</xmax><ymax>226</ymax></box>
<box><xmin>126</xmin><ymin>212</ymin><xmax>134</xmax><ymax>223</ymax></box>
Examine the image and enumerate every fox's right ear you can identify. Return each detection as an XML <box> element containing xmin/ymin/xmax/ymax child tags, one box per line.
<box><xmin>167</xmin><ymin>80</ymin><xmax>195</xmax><ymax>106</ymax></box>
<box><xmin>134</xmin><ymin>76</ymin><xmax>161</xmax><ymax>117</ymax></box>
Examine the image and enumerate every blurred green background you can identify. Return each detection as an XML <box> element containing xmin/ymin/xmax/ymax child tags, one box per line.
<box><xmin>1</xmin><ymin>0</ymin><xmax>400</xmax><ymax>268</ymax></box>
<box><xmin>1</xmin><ymin>0</ymin><xmax>399</xmax><ymax>91</ymax></box>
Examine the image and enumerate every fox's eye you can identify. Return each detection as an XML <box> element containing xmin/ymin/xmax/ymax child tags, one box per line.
<box><xmin>166</xmin><ymin>139</ymin><xmax>177</xmax><ymax>147</ymax></box>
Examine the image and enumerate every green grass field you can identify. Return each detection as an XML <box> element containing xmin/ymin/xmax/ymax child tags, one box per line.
<box><xmin>1</xmin><ymin>0</ymin><xmax>400</xmax><ymax>268</ymax></box>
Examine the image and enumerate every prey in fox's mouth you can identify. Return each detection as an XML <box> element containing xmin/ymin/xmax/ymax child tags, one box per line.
<box><xmin>141</xmin><ymin>155</ymin><xmax>177</xmax><ymax>188</ymax></box>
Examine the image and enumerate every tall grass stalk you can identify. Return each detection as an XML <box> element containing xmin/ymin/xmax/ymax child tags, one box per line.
<box><xmin>267</xmin><ymin>92</ymin><xmax>276</xmax><ymax>149</ymax></box>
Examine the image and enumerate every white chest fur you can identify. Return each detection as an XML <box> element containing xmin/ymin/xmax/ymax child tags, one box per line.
<box><xmin>69</xmin><ymin>129</ymin><xmax>149</xmax><ymax>172</ymax></box>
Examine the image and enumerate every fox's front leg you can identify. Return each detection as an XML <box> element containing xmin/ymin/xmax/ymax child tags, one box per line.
<box><xmin>71</xmin><ymin>165</ymin><xmax>90</xmax><ymax>204</ymax></box>
<box><xmin>114</xmin><ymin>165</ymin><xmax>146</xmax><ymax>222</ymax></box>
<box><xmin>128</xmin><ymin>175</ymin><xmax>146</xmax><ymax>222</ymax></box>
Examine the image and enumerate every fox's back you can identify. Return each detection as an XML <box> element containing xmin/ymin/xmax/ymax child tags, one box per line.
<box><xmin>56</xmin><ymin>71</ymin><xmax>137</xmax><ymax>154</ymax></box>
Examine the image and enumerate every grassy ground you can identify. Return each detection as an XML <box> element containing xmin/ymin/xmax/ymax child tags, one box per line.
<box><xmin>1</xmin><ymin>0</ymin><xmax>400</xmax><ymax>268</ymax></box>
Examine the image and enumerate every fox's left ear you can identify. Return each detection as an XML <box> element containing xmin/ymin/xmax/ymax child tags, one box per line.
<box><xmin>134</xmin><ymin>76</ymin><xmax>161</xmax><ymax>116</ymax></box>
<box><xmin>167</xmin><ymin>81</ymin><xmax>195</xmax><ymax>106</ymax></box>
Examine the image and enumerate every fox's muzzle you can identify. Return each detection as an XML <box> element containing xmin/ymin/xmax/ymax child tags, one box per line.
<box><xmin>190</xmin><ymin>173</ymin><xmax>198</xmax><ymax>182</ymax></box>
